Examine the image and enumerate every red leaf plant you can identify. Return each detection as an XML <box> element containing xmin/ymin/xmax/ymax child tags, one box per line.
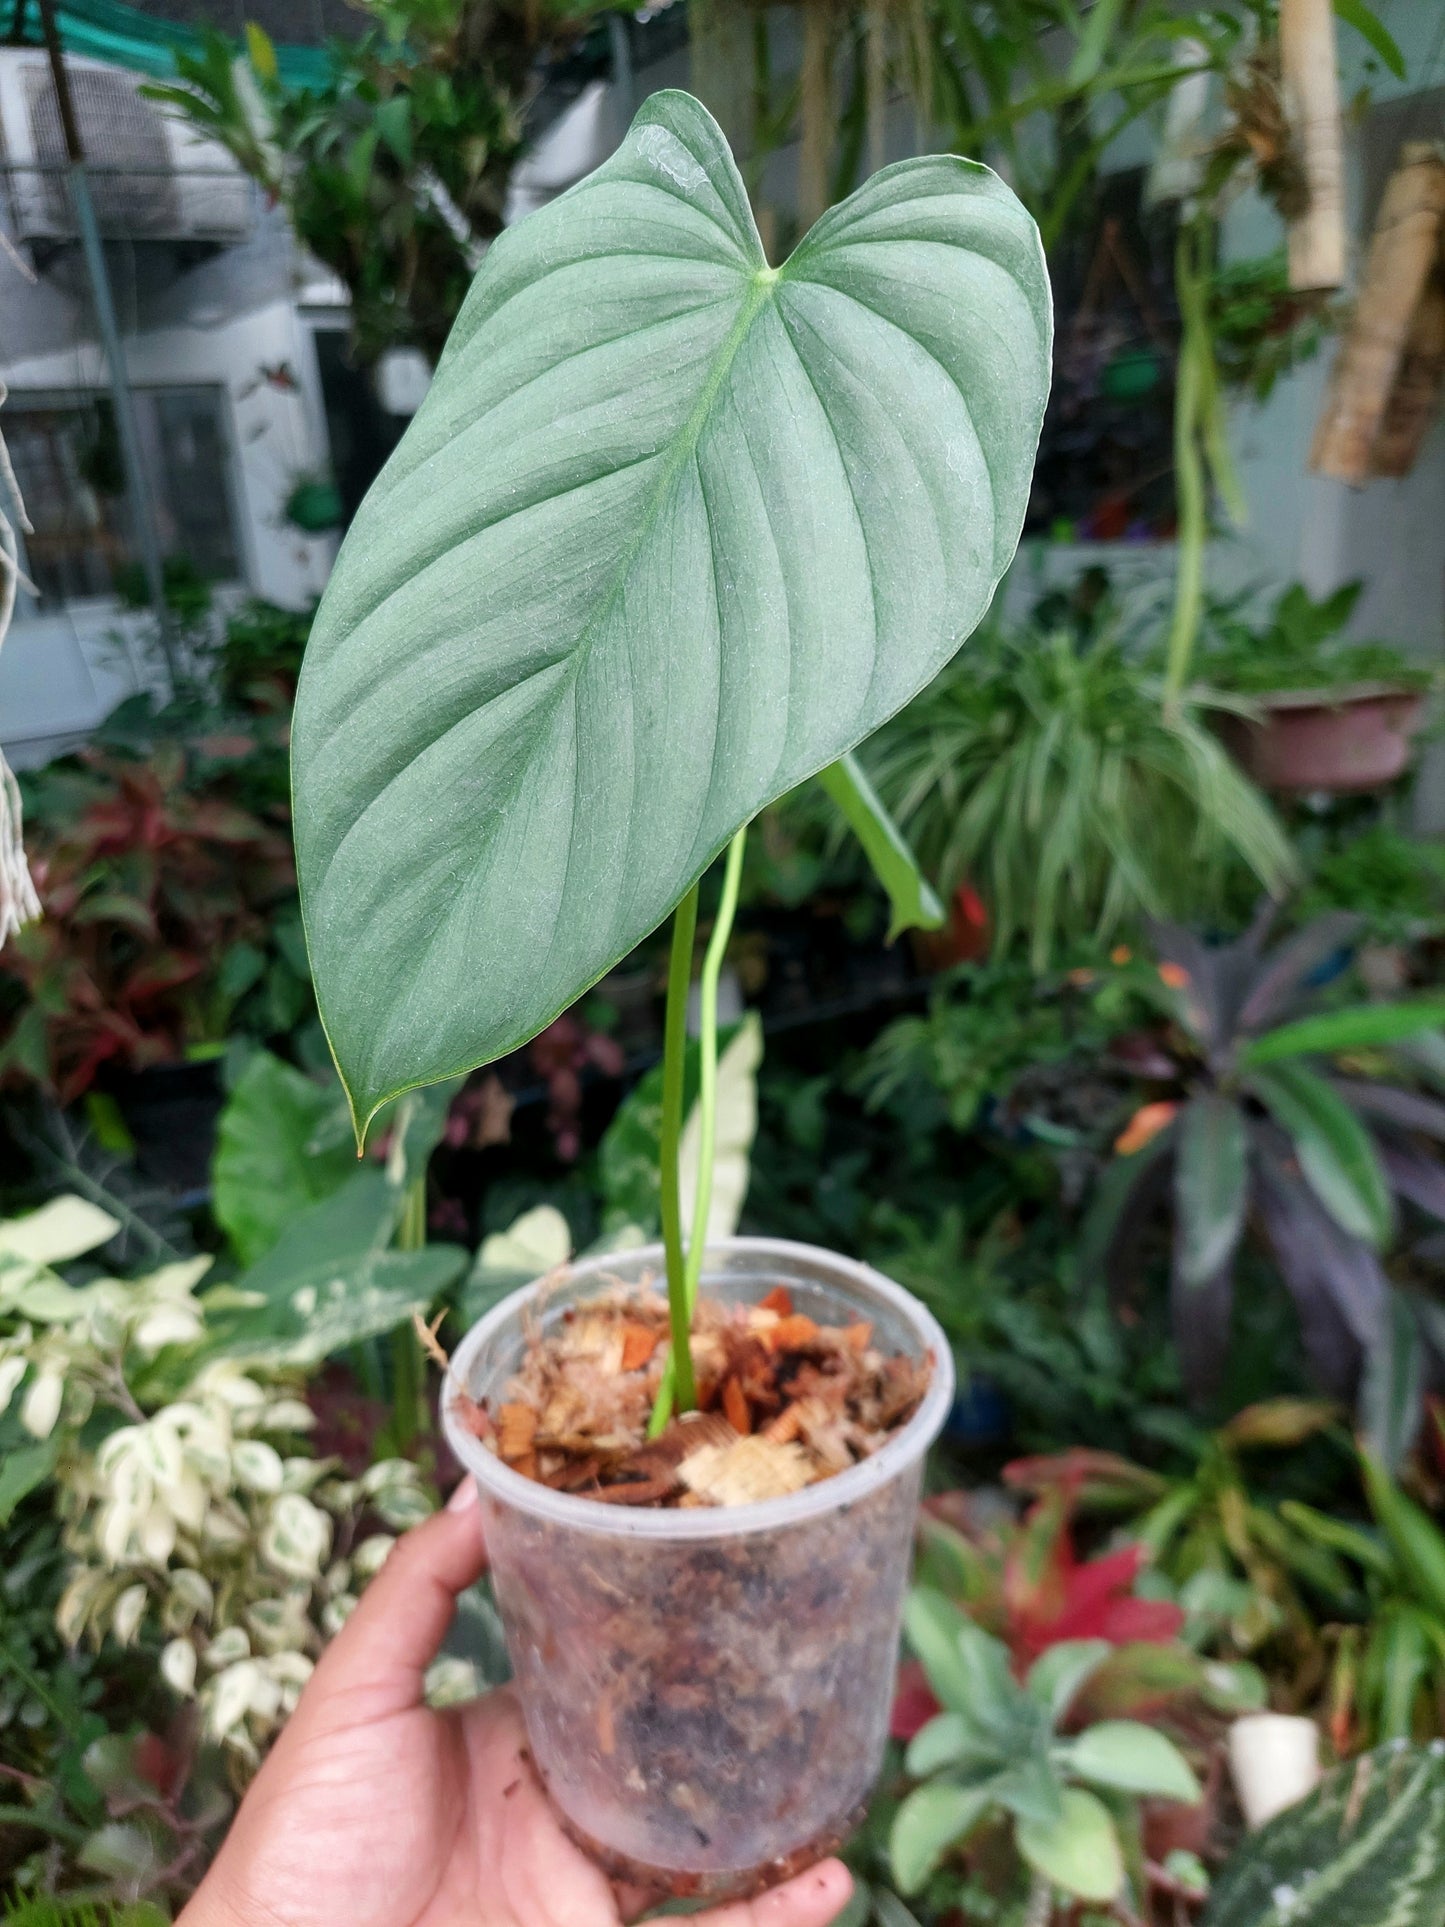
<box><xmin>891</xmin><ymin>1467</ymin><xmax>1182</xmax><ymax>1742</ymax></box>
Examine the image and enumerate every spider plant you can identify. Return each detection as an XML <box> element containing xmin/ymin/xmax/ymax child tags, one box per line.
<box><xmin>860</xmin><ymin>622</ymin><xmax>1295</xmax><ymax>970</ymax></box>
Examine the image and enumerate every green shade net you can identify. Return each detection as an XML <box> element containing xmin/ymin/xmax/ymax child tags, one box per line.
<box><xmin>4</xmin><ymin>0</ymin><xmax>333</xmax><ymax>86</ymax></box>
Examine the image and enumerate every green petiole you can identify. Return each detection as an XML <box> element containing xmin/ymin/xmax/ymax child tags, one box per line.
<box><xmin>648</xmin><ymin>824</ymin><xmax>750</xmax><ymax>1437</ymax></box>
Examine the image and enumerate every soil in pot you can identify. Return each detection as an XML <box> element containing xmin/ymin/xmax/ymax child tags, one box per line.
<box><xmin>443</xmin><ymin>1241</ymin><xmax>951</xmax><ymax>1903</ymax></box>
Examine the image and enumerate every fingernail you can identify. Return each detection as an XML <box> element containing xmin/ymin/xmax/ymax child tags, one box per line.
<box><xmin>447</xmin><ymin>1476</ymin><xmax>480</xmax><ymax>1513</ymax></box>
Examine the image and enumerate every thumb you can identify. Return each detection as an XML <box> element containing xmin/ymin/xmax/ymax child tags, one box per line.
<box><xmin>296</xmin><ymin>1476</ymin><xmax>488</xmax><ymax>1731</ymax></box>
<box><xmin>690</xmin><ymin>1862</ymin><xmax>855</xmax><ymax>1927</ymax></box>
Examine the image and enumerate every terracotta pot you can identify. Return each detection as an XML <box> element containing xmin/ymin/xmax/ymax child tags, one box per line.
<box><xmin>1220</xmin><ymin>682</ymin><xmax>1426</xmax><ymax>793</ymax></box>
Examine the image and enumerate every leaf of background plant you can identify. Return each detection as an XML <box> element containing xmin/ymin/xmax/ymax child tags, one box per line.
<box><xmin>1015</xmin><ymin>1787</ymin><xmax>1122</xmax><ymax>1902</ymax></box>
<box><xmin>1360</xmin><ymin>1292</ymin><xmax>1425</xmax><ymax>1472</ymax></box>
<box><xmin>816</xmin><ymin>756</ymin><xmax>945</xmax><ymax>941</ymax></box>
<box><xmin>873</xmin><ymin>1895</ymin><xmax>924</xmax><ymax>1927</ymax></box>
<box><xmin>1064</xmin><ymin>1720</ymin><xmax>1200</xmax><ymax>1802</ymax></box>
<box><xmin>212</xmin><ymin>1051</ymin><xmax>358</xmax><ymax>1264</ymax></box>
<box><xmin>1174</xmin><ymin>1093</ymin><xmax>1249</xmax><ymax>1288</ymax></box>
<box><xmin>1026</xmin><ymin>1638</ymin><xmax>1112</xmax><ymax>1722</ymax></box>
<box><xmin>890</xmin><ymin>1782</ymin><xmax>993</xmax><ymax>1894</ymax></box>
<box><xmin>0</xmin><ymin>1435</ymin><xmax>59</xmax><ymax>1527</ymax></box>
<box><xmin>1333</xmin><ymin>0</ymin><xmax>1407</xmax><ymax>79</ymax></box>
<box><xmin>598</xmin><ymin>1017</ymin><xmax>761</xmax><ymax>1239</ymax></box>
<box><xmin>1238</xmin><ymin>1002</ymin><xmax>1445</xmax><ymax>1069</ymax></box>
<box><xmin>0</xmin><ymin>1195</ymin><xmax>119</xmax><ymax>1267</ymax></box>
<box><xmin>292</xmin><ymin>89</ymin><xmax>1051</xmax><ymax>1134</ymax></box>
<box><xmin>904</xmin><ymin>1589</ymin><xmax>996</xmax><ymax>1717</ymax></box>
<box><xmin>1249</xmin><ymin>1063</ymin><xmax>1394</xmax><ymax>1248</ymax></box>
<box><xmin>460</xmin><ymin>1203</ymin><xmax>574</xmax><ymax>1325</ymax></box>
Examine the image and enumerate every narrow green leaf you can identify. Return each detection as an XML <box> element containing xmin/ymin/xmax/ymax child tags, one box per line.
<box><xmin>1016</xmin><ymin>1787</ymin><xmax>1123</xmax><ymax>1902</ymax></box>
<box><xmin>244</xmin><ymin>20</ymin><xmax>279</xmax><ymax>81</ymax></box>
<box><xmin>1026</xmin><ymin>1639</ymin><xmax>1112</xmax><ymax>1723</ymax></box>
<box><xmin>1239</xmin><ymin>1002</ymin><xmax>1445</xmax><ymax>1069</ymax></box>
<box><xmin>890</xmin><ymin>1783</ymin><xmax>992</xmax><ymax>1894</ymax></box>
<box><xmin>1174</xmin><ymin>1093</ymin><xmax>1249</xmax><ymax>1287</ymax></box>
<box><xmin>1063</xmin><ymin>1721</ymin><xmax>1200</xmax><ymax>1803</ymax></box>
<box><xmin>1278</xmin><ymin>1499</ymin><xmax>1395</xmax><ymax>1579</ymax></box>
<box><xmin>1360</xmin><ymin>1292</ymin><xmax>1424</xmax><ymax>1472</ymax></box>
<box><xmin>1334</xmin><ymin>0</ymin><xmax>1407</xmax><ymax>77</ymax></box>
<box><xmin>292</xmin><ymin>89</ymin><xmax>1051</xmax><ymax>1135</ymax></box>
<box><xmin>1249</xmin><ymin>1062</ymin><xmax>1394</xmax><ymax>1249</ymax></box>
<box><xmin>817</xmin><ymin>754</ymin><xmax>945</xmax><ymax>940</ymax></box>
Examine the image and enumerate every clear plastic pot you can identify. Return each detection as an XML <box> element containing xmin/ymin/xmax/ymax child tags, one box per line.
<box><xmin>442</xmin><ymin>1237</ymin><xmax>953</xmax><ymax>1901</ymax></box>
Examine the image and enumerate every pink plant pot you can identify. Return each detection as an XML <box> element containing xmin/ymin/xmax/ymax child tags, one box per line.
<box><xmin>1221</xmin><ymin>683</ymin><xmax>1426</xmax><ymax>794</ymax></box>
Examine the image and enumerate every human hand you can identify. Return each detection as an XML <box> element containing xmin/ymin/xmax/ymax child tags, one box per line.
<box><xmin>179</xmin><ymin>1479</ymin><xmax>854</xmax><ymax>1927</ymax></box>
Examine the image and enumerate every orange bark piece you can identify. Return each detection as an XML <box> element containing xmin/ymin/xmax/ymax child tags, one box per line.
<box><xmin>619</xmin><ymin>1323</ymin><xmax>659</xmax><ymax>1373</ymax></box>
<box><xmin>763</xmin><ymin>1405</ymin><xmax>803</xmax><ymax>1444</ymax></box>
<box><xmin>722</xmin><ymin>1376</ymin><xmax>752</xmax><ymax>1436</ymax></box>
<box><xmin>844</xmin><ymin>1322</ymin><xmax>873</xmax><ymax>1352</ymax></box>
<box><xmin>596</xmin><ymin>1692</ymin><xmax>616</xmax><ymax>1757</ymax></box>
<box><xmin>498</xmin><ymin>1402</ymin><xmax>539</xmax><ymax>1461</ymax></box>
<box><xmin>766</xmin><ymin>1314</ymin><xmax>821</xmax><ymax>1352</ymax></box>
<box><xmin>758</xmin><ymin>1285</ymin><xmax>794</xmax><ymax>1317</ymax></box>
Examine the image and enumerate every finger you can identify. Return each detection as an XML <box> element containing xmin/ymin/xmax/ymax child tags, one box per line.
<box><xmin>691</xmin><ymin>1861</ymin><xmax>854</xmax><ymax>1927</ymax></box>
<box><xmin>302</xmin><ymin>1478</ymin><xmax>487</xmax><ymax>1723</ymax></box>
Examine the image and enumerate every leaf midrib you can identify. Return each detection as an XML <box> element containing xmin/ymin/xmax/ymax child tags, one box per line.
<box><xmin>552</xmin><ymin>265</ymin><xmax>782</xmax><ymax>703</ymax></box>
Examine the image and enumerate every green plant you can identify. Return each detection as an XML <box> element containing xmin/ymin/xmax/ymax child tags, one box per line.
<box><xmin>1209</xmin><ymin>252</ymin><xmax>1335</xmax><ymax>402</ymax></box>
<box><xmin>1199</xmin><ymin>583</ymin><xmax>1435</xmax><ymax>699</ymax></box>
<box><xmin>1201</xmin><ymin>1742</ymin><xmax>1445</xmax><ymax>1926</ymax></box>
<box><xmin>146</xmin><ymin>3</ymin><xmax>556</xmax><ymax>363</ymax></box>
<box><xmin>290</xmin><ymin>90</ymin><xmax>1051</xmax><ymax>1402</ymax></box>
<box><xmin>1303</xmin><ymin>828</ymin><xmax>1445</xmax><ymax>945</ymax></box>
<box><xmin>859</xmin><ymin>623</ymin><xmax>1295</xmax><ymax>969</ymax></box>
<box><xmin>889</xmin><ymin>1594</ymin><xmax>1199</xmax><ymax>1905</ymax></box>
<box><xmin>1284</xmin><ymin>1449</ymin><xmax>1445</xmax><ymax>1749</ymax></box>
<box><xmin>0</xmin><ymin>726</ymin><xmax>310</xmax><ymax>1101</ymax></box>
<box><xmin>1005</xmin><ymin>1401</ymin><xmax>1355</xmax><ymax>1675</ymax></box>
<box><xmin>0</xmin><ymin>1195</ymin><xmax>441</xmax><ymax>1771</ymax></box>
<box><xmin>1092</xmin><ymin>908</ymin><xmax>1445</xmax><ymax>1448</ymax></box>
<box><xmin>858</xmin><ymin>950</ymin><xmax>1151</xmax><ymax>1133</ymax></box>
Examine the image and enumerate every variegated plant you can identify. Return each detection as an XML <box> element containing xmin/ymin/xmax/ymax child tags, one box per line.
<box><xmin>0</xmin><ymin>1196</ymin><xmax>444</xmax><ymax>1766</ymax></box>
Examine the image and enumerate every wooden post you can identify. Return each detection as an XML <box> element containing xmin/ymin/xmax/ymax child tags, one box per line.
<box><xmin>1280</xmin><ymin>0</ymin><xmax>1346</xmax><ymax>291</ymax></box>
<box><xmin>1370</xmin><ymin>269</ymin><xmax>1445</xmax><ymax>478</ymax></box>
<box><xmin>798</xmin><ymin>1</ymin><xmax>834</xmax><ymax>229</ymax></box>
<box><xmin>866</xmin><ymin>4</ymin><xmax>888</xmax><ymax>177</ymax></box>
<box><xmin>1311</xmin><ymin>144</ymin><xmax>1445</xmax><ymax>483</ymax></box>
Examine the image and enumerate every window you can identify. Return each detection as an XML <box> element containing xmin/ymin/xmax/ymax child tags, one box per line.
<box><xmin>3</xmin><ymin>386</ymin><xmax>241</xmax><ymax>606</ymax></box>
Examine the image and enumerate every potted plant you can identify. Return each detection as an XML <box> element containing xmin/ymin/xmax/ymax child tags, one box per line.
<box><xmin>1202</xmin><ymin>583</ymin><xmax>1435</xmax><ymax>793</ymax></box>
<box><xmin>1090</xmin><ymin>906</ymin><xmax>1445</xmax><ymax>1451</ymax></box>
<box><xmin>290</xmin><ymin>92</ymin><xmax>1052</xmax><ymax>1899</ymax></box>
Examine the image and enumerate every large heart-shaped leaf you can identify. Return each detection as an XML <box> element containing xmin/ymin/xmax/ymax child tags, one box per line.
<box><xmin>293</xmin><ymin>89</ymin><xmax>1051</xmax><ymax>1132</ymax></box>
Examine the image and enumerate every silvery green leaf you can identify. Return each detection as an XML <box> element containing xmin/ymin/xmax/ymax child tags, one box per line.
<box><xmin>291</xmin><ymin>88</ymin><xmax>1051</xmax><ymax>1132</ymax></box>
<box><xmin>233</xmin><ymin>1439</ymin><xmax>286</xmax><ymax>1494</ymax></box>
